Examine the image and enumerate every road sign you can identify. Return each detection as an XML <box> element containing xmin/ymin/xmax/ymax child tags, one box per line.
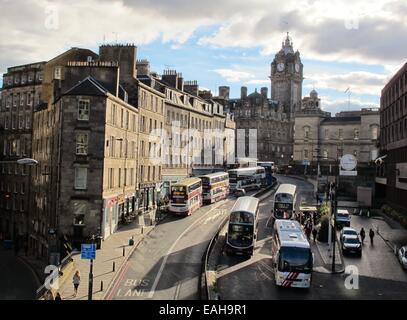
<box><xmin>81</xmin><ymin>243</ymin><xmax>96</xmax><ymax>260</ymax></box>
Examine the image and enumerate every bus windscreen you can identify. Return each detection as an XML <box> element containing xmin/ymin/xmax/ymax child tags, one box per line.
<box><xmin>228</xmin><ymin>224</ymin><xmax>254</xmax><ymax>247</ymax></box>
<box><xmin>278</xmin><ymin>247</ymin><xmax>312</xmax><ymax>273</ymax></box>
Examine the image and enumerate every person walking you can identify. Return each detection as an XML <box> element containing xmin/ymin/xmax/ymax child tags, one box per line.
<box><xmin>369</xmin><ymin>228</ymin><xmax>375</xmax><ymax>245</ymax></box>
<box><xmin>360</xmin><ymin>228</ymin><xmax>366</xmax><ymax>243</ymax></box>
<box><xmin>54</xmin><ymin>292</ymin><xmax>62</xmax><ymax>301</ymax></box>
<box><xmin>312</xmin><ymin>227</ymin><xmax>318</xmax><ymax>243</ymax></box>
<box><xmin>72</xmin><ymin>270</ymin><xmax>81</xmax><ymax>297</ymax></box>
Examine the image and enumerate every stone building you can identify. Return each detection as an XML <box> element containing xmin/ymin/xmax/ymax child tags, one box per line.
<box><xmin>377</xmin><ymin>61</ymin><xmax>407</xmax><ymax>212</ymax></box>
<box><xmin>0</xmin><ymin>62</ymin><xmax>45</xmax><ymax>241</ymax></box>
<box><xmin>293</xmin><ymin>89</ymin><xmax>380</xmax><ymax>196</ymax></box>
<box><xmin>228</xmin><ymin>34</ymin><xmax>303</xmax><ymax>165</ymax></box>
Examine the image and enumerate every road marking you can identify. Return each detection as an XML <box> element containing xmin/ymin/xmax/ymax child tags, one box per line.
<box><xmin>148</xmin><ymin>200</ymin><xmax>227</xmax><ymax>299</ymax></box>
<box><xmin>173</xmin><ymin>281</ymin><xmax>181</xmax><ymax>300</ymax></box>
<box><xmin>106</xmin><ymin>260</ymin><xmax>130</xmax><ymax>300</ymax></box>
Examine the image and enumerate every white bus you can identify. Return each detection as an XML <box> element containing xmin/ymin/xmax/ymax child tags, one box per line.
<box><xmin>228</xmin><ymin>166</ymin><xmax>266</xmax><ymax>192</ymax></box>
<box><xmin>169</xmin><ymin>177</ymin><xmax>202</xmax><ymax>216</ymax></box>
<box><xmin>273</xmin><ymin>184</ymin><xmax>297</xmax><ymax>220</ymax></box>
<box><xmin>200</xmin><ymin>172</ymin><xmax>229</xmax><ymax>205</ymax></box>
<box><xmin>271</xmin><ymin>220</ymin><xmax>313</xmax><ymax>288</ymax></box>
<box><xmin>225</xmin><ymin>196</ymin><xmax>259</xmax><ymax>256</ymax></box>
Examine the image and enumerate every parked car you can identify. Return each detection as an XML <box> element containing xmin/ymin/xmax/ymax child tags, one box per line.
<box><xmin>398</xmin><ymin>246</ymin><xmax>407</xmax><ymax>270</ymax></box>
<box><xmin>336</xmin><ymin>209</ymin><xmax>351</xmax><ymax>229</ymax></box>
<box><xmin>340</xmin><ymin>227</ymin><xmax>358</xmax><ymax>242</ymax></box>
<box><xmin>341</xmin><ymin>235</ymin><xmax>362</xmax><ymax>256</ymax></box>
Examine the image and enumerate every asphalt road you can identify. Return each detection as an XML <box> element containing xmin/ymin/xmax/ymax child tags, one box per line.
<box><xmin>0</xmin><ymin>248</ymin><xmax>38</xmax><ymax>300</ymax></box>
<box><xmin>107</xmin><ymin>193</ymin><xmax>254</xmax><ymax>300</ymax></box>
<box><xmin>217</xmin><ymin>175</ymin><xmax>407</xmax><ymax>300</ymax></box>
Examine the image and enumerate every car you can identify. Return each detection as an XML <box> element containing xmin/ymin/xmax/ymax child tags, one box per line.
<box><xmin>234</xmin><ymin>188</ymin><xmax>246</xmax><ymax>198</ymax></box>
<box><xmin>341</xmin><ymin>235</ymin><xmax>362</xmax><ymax>256</ymax></box>
<box><xmin>398</xmin><ymin>246</ymin><xmax>407</xmax><ymax>270</ymax></box>
<box><xmin>336</xmin><ymin>209</ymin><xmax>351</xmax><ymax>229</ymax></box>
<box><xmin>340</xmin><ymin>227</ymin><xmax>358</xmax><ymax>242</ymax></box>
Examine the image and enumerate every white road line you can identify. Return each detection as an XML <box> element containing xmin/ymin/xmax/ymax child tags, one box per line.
<box><xmin>148</xmin><ymin>201</ymin><xmax>227</xmax><ymax>299</ymax></box>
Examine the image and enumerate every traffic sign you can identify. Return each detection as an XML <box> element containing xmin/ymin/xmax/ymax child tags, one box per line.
<box><xmin>81</xmin><ymin>243</ymin><xmax>96</xmax><ymax>260</ymax></box>
<box><xmin>340</xmin><ymin>154</ymin><xmax>357</xmax><ymax>171</ymax></box>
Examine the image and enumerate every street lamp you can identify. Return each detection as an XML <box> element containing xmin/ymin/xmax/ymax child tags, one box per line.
<box><xmin>0</xmin><ymin>158</ymin><xmax>38</xmax><ymax>165</ymax></box>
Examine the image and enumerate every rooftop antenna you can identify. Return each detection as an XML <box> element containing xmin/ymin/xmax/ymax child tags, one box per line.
<box><xmin>345</xmin><ymin>87</ymin><xmax>351</xmax><ymax>110</ymax></box>
<box><xmin>112</xmin><ymin>32</ymin><xmax>118</xmax><ymax>44</ymax></box>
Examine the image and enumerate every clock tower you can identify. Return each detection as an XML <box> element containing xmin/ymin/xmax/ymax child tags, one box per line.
<box><xmin>270</xmin><ymin>33</ymin><xmax>303</xmax><ymax>118</ymax></box>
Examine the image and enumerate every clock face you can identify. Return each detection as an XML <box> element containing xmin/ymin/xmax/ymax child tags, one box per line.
<box><xmin>277</xmin><ymin>63</ymin><xmax>285</xmax><ymax>72</ymax></box>
<box><xmin>295</xmin><ymin>63</ymin><xmax>300</xmax><ymax>72</ymax></box>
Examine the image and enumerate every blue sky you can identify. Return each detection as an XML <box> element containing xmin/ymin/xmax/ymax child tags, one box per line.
<box><xmin>1</xmin><ymin>0</ymin><xmax>406</xmax><ymax>115</ymax></box>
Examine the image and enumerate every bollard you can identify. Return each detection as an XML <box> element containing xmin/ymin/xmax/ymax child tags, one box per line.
<box><xmin>113</xmin><ymin>261</ymin><xmax>115</xmax><ymax>272</ymax></box>
<box><xmin>100</xmin><ymin>281</ymin><xmax>103</xmax><ymax>292</ymax></box>
<box><xmin>123</xmin><ymin>247</ymin><xmax>125</xmax><ymax>256</ymax></box>
<box><xmin>141</xmin><ymin>226</ymin><xmax>144</xmax><ymax>234</ymax></box>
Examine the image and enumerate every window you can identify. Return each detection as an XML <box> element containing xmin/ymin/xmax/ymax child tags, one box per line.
<box><xmin>108</xmin><ymin>168</ymin><xmax>114</xmax><ymax>189</ymax></box>
<box><xmin>324</xmin><ymin>129</ymin><xmax>329</xmax><ymax>139</ymax></box>
<box><xmin>323</xmin><ymin>150</ymin><xmax>328</xmax><ymax>159</ymax></box>
<box><xmin>303</xmin><ymin>126</ymin><xmax>310</xmax><ymax>139</ymax></box>
<box><xmin>371</xmin><ymin>125</ymin><xmax>379</xmax><ymax>140</ymax></box>
<box><xmin>354</xmin><ymin>129</ymin><xmax>359</xmax><ymax>140</ymax></box>
<box><xmin>72</xmin><ymin>200</ymin><xmax>88</xmax><ymax>226</ymax></box>
<box><xmin>78</xmin><ymin>100</ymin><xmax>90</xmax><ymax>120</ymax></box>
<box><xmin>54</xmin><ymin>67</ymin><xmax>62</xmax><ymax>79</ymax></box>
<box><xmin>25</xmin><ymin>114</ymin><xmax>30</xmax><ymax>129</ymax></box>
<box><xmin>76</xmin><ymin>133</ymin><xmax>88</xmax><ymax>155</ymax></box>
<box><xmin>74</xmin><ymin>167</ymin><xmax>87</xmax><ymax>189</ymax></box>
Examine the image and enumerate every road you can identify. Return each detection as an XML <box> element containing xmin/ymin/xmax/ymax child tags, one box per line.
<box><xmin>106</xmin><ymin>193</ymin><xmax>251</xmax><ymax>300</ymax></box>
<box><xmin>0</xmin><ymin>248</ymin><xmax>38</xmax><ymax>300</ymax></box>
<box><xmin>217</xmin><ymin>175</ymin><xmax>407</xmax><ymax>300</ymax></box>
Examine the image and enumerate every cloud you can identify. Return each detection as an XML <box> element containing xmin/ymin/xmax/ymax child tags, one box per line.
<box><xmin>320</xmin><ymin>95</ymin><xmax>379</xmax><ymax>115</ymax></box>
<box><xmin>213</xmin><ymin>68</ymin><xmax>254</xmax><ymax>82</ymax></box>
<box><xmin>244</xmin><ymin>79</ymin><xmax>270</xmax><ymax>85</ymax></box>
<box><xmin>304</xmin><ymin>71</ymin><xmax>389</xmax><ymax>96</ymax></box>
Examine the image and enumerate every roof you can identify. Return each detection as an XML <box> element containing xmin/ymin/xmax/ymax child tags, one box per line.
<box><xmin>63</xmin><ymin>76</ymin><xmax>108</xmax><ymax>97</ymax></box>
<box><xmin>199</xmin><ymin>172</ymin><xmax>228</xmax><ymax>179</ymax></box>
<box><xmin>228</xmin><ymin>166</ymin><xmax>264</xmax><ymax>173</ymax></box>
<box><xmin>172</xmin><ymin>177</ymin><xmax>201</xmax><ymax>187</ymax></box>
<box><xmin>230</xmin><ymin>196</ymin><xmax>259</xmax><ymax>214</ymax></box>
<box><xmin>276</xmin><ymin>183</ymin><xmax>297</xmax><ymax>195</ymax></box>
<box><xmin>321</xmin><ymin>116</ymin><xmax>361</xmax><ymax>124</ymax></box>
<box><xmin>275</xmin><ymin>220</ymin><xmax>309</xmax><ymax>248</ymax></box>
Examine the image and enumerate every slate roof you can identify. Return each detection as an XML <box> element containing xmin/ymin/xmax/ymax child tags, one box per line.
<box><xmin>63</xmin><ymin>76</ymin><xmax>108</xmax><ymax>97</ymax></box>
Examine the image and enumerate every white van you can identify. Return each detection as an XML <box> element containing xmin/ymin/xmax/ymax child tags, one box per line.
<box><xmin>336</xmin><ymin>209</ymin><xmax>351</xmax><ymax>229</ymax></box>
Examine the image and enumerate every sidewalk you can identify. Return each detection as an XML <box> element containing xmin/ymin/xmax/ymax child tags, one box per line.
<box><xmin>371</xmin><ymin>213</ymin><xmax>407</xmax><ymax>252</ymax></box>
<box><xmin>57</xmin><ymin>220</ymin><xmax>157</xmax><ymax>300</ymax></box>
<box><xmin>313</xmin><ymin>238</ymin><xmax>345</xmax><ymax>273</ymax></box>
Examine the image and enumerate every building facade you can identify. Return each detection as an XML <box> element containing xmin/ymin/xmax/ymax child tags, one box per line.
<box><xmin>0</xmin><ymin>62</ymin><xmax>45</xmax><ymax>241</ymax></box>
<box><xmin>378</xmin><ymin>62</ymin><xmax>407</xmax><ymax>212</ymax></box>
<box><xmin>228</xmin><ymin>34</ymin><xmax>303</xmax><ymax>165</ymax></box>
<box><xmin>294</xmin><ymin>90</ymin><xmax>380</xmax><ymax>196</ymax></box>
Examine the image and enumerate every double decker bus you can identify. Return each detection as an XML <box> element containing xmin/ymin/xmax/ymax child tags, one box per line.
<box><xmin>271</xmin><ymin>220</ymin><xmax>313</xmax><ymax>288</ymax></box>
<box><xmin>228</xmin><ymin>166</ymin><xmax>266</xmax><ymax>192</ymax></box>
<box><xmin>257</xmin><ymin>161</ymin><xmax>275</xmax><ymax>186</ymax></box>
<box><xmin>169</xmin><ymin>177</ymin><xmax>202</xmax><ymax>216</ymax></box>
<box><xmin>200</xmin><ymin>172</ymin><xmax>229</xmax><ymax>204</ymax></box>
<box><xmin>272</xmin><ymin>184</ymin><xmax>297</xmax><ymax>220</ymax></box>
<box><xmin>225</xmin><ymin>196</ymin><xmax>259</xmax><ymax>256</ymax></box>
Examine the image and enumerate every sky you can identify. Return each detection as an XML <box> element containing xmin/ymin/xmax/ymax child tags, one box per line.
<box><xmin>1</xmin><ymin>0</ymin><xmax>406</xmax><ymax>115</ymax></box>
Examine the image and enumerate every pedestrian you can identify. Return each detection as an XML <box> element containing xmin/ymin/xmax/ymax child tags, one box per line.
<box><xmin>360</xmin><ymin>228</ymin><xmax>366</xmax><ymax>243</ymax></box>
<box><xmin>369</xmin><ymin>228</ymin><xmax>375</xmax><ymax>245</ymax></box>
<box><xmin>312</xmin><ymin>227</ymin><xmax>318</xmax><ymax>243</ymax></box>
<box><xmin>54</xmin><ymin>292</ymin><xmax>62</xmax><ymax>301</ymax></box>
<box><xmin>72</xmin><ymin>270</ymin><xmax>81</xmax><ymax>297</ymax></box>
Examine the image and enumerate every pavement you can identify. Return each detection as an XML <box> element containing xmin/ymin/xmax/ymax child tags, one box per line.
<box><xmin>56</xmin><ymin>220</ymin><xmax>156</xmax><ymax>300</ymax></box>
